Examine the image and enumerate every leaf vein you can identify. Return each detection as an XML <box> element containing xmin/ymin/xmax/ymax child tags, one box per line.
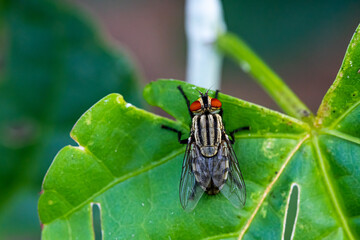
<box><xmin>45</xmin><ymin>189</ymin><xmax>75</xmax><ymax>208</ymax></box>
<box><xmin>237</xmin><ymin>134</ymin><xmax>310</xmax><ymax>239</ymax></box>
<box><xmin>82</xmin><ymin>146</ymin><xmax>117</xmax><ymax>179</ymax></box>
<box><xmin>312</xmin><ymin>136</ymin><xmax>356</xmax><ymax>240</ymax></box>
<box><xmin>66</xmin><ymin>219</ymin><xmax>72</xmax><ymax>240</ymax></box>
<box><xmin>321</xmin><ymin>129</ymin><xmax>360</xmax><ymax>145</ymax></box>
<box><xmin>45</xmin><ymin>146</ymin><xmax>185</xmax><ymax>224</ymax></box>
<box><xmin>329</xmin><ymin>99</ymin><xmax>360</xmax><ymax>129</ymax></box>
<box><xmin>235</xmin><ymin>133</ymin><xmax>305</xmax><ymax>140</ymax></box>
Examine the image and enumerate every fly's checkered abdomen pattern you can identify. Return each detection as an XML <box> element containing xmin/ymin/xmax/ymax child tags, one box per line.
<box><xmin>191</xmin><ymin>140</ymin><xmax>230</xmax><ymax>195</ymax></box>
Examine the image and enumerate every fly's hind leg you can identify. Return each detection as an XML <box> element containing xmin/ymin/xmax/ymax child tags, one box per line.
<box><xmin>161</xmin><ymin>125</ymin><xmax>188</xmax><ymax>144</ymax></box>
<box><xmin>229</xmin><ymin>126</ymin><xmax>250</xmax><ymax>144</ymax></box>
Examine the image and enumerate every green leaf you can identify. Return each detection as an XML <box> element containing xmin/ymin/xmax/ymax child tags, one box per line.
<box><xmin>39</xmin><ymin>84</ymin><xmax>308</xmax><ymax>239</ymax></box>
<box><xmin>315</xmin><ymin>26</ymin><xmax>360</xmax><ymax>134</ymax></box>
<box><xmin>39</xmin><ymin>25</ymin><xmax>360</xmax><ymax>239</ymax></box>
<box><xmin>0</xmin><ymin>0</ymin><xmax>142</xmax><ymax>237</ymax></box>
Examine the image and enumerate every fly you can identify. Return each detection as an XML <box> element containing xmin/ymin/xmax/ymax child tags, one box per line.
<box><xmin>162</xmin><ymin>85</ymin><xmax>249</xmax><ymax>211</ymax></box>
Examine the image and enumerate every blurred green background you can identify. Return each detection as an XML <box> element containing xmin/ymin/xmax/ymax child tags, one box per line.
<box><xmin>0</xmin><ymin>0</ymin><xmax>359</xmax><ymax>239</ymax></box>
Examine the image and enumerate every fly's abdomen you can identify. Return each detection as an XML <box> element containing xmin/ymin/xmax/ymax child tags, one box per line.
<box><xmin>191</xmin><ymin>141</ymin><xmax>230</xmax><ymax>194</ymax></box>
<box><xmin>211</xmin><ymin>141</ymin><xmax>230</xmax><ymax>192</ymax></box>
<box><xmin>192</xmin><ymin>114</ymin><xmax>222</xmax><ymax>157</ymax></box>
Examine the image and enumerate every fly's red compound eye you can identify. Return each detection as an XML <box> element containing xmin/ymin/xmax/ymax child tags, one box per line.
<box><xmin>190</xmin><ymin>100</ymin><xmax>202</xmax><ymax>112</ymax></box>
<box><xmin>211</xmin><ymin>98</ymin><xmax>222</xmax><ymax>108</ymax></box>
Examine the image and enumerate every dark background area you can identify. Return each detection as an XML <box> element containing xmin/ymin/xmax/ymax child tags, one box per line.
<box><xmin>0</xmin><ymin>0</ymin><xmax>359</xmax><ymax>239</ymax></box>
<box><xmin>73</xmin><ymin>0</ymin><xmax>360</xmax><ymax>113</ymax></box>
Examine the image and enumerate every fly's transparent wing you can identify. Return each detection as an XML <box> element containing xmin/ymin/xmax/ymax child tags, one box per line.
<box><xmin>220</xmin><ymin>138</ymin><xmax>246</xmax><ymax>208</ymax></box>
<box><xmin>179</xmin><ymin>142</ymin><xmax>205</xmax><ymax>211</ymax></box>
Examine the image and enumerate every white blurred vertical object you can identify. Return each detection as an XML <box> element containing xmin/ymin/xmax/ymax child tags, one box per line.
<box><xmin>185</xmin><ymin>0</ymin><xmax>226</xmax><ymax>90</ymax></box>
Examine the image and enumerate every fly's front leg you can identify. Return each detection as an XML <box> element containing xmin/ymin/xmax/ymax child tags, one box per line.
<box><xmin>215</xmin><ymin>90</ymin><xmax>220</xmax><ymax>99</ymax></box>
<box><xmin>228</xmin><ymin>126</ymin><xmax>250</xmax><ymax>144</ymax></box>
<box><xmin>177</xmin><ymin>85</ymin><xmax>194</xmax><ymax>119</ymax></box>
<box><xmin>161</xmin><ymin>125</ymin><xmax>188</xmax><ymax>144</ymax></box>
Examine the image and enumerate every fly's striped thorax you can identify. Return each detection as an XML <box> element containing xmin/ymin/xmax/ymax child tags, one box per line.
<box><xmin>192</xmin><ymin>113</ymin><xmax>223</xmax><ymax>157</ymax></box>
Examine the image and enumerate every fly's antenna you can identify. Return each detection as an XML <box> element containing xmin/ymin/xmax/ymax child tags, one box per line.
<box><xmin>198</xmin><ymin>90</ymin><xmax>204</xmax><ymax>97</ymax></box>
<box><xmin>205</xmin><ymin>88</ymin><xmax>210</xmax><ymax>96</ymax></box>
<box><xmin>205</xmin><ymin>83</ymin><xmax>216</xmax><ymax>97</ymax></box>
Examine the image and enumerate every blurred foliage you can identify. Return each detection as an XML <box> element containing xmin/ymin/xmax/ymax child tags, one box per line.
<box><xmin>0</xmin><ymin>0</ymin><xmax>142</xmax><ymax>238</ymax></box>
<box><xmin>221</xmin><ymin>0</ymin><xmax>360</xmax><ymax>59</ymax></box>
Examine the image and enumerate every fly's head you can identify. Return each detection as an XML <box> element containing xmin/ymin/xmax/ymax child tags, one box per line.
<box><xmin>189</xmin><ymin>90</ymin><xmax>222</xmax><ymax>115</ymax></box>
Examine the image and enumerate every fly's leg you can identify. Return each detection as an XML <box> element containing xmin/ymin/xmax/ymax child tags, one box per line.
<box><xmin>215</xmin><ymin>89</ymin><xmax>249</xmax><ymax>143</ymax></box>
<box><xmin>177</xmin><ymin>85</ymin><xmax>194</xmax><ymax>119</ymax></box>
<box><xmin>162</xmin><ymin>85</ymin><xmax>192</xmax><ymax>144</ymax></box>
<box><xmin>215</xmin><ymin>90</ymin><xmax>220</xmax><ymax>99</ymax></box>
<box><xmin>161</xmin><ymin>125</ymin><xmax>188</xmax><ymax>144</ymax></box>
<box><xmin>229</xmin><ymin>126</ymin><xmax>250</xmax><ymax>144</ymax></box>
